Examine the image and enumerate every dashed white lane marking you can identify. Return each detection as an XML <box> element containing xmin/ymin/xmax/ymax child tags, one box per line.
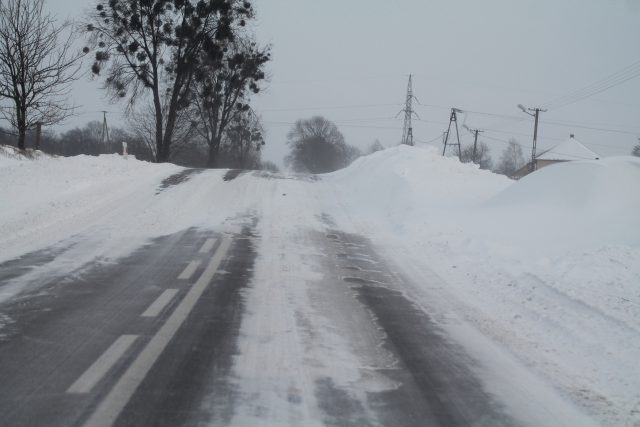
<box><xmin>177</xmin><ymin>260</ymin><xmax>201</xmax><ymax>280</ymax></box>
<box><xmin>198</xmin><ymin>238</ymin><xmax>217</xmax><ymax>254</ymax></box>
<box><xmin>141</xmin><ymin>289</ymin><xmax>178</xmax><ymax>318</ymax></box>
<box><xmin>83</xmin><ymin>237</ymin><xmax>232</xmax><ymax>427</ymax></box>
<box><xmin>67</xmin><ymin>335</ymin><xmax>138</xmax><ymax>394</ymax></box>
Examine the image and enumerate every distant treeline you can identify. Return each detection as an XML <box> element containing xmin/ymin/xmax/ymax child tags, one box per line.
<box><xmin>0</xmin><ymin>121</ymin><xmax>279</xmax><ymax>172</ymax></box>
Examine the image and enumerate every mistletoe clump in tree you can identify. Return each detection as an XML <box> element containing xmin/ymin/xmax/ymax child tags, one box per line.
<box><xmin>85</xmin><ymin>0</ymin><xmax>255</xmax><ymax>162</ymax></box>
<box><xmin>192</xmin><ymin>38</ymin><xmax>270</xmax><ymax>167</ymax></box>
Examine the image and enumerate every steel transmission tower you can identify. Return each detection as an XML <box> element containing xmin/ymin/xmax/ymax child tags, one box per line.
<box><xmin>399</xmin><ymin>75</ymin><xmax>418</xmax><ymax>146</ymax></box>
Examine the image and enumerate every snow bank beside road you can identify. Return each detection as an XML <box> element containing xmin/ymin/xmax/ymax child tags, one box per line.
<box><xmin>0</xmin><ymin>152</ymin><xmax>181</xmax><ymax>265</ymax></box>
<box><xmin>327</xmin><ymin>145</ymin><xmax>640</xmax><ymax>426</ymax></box>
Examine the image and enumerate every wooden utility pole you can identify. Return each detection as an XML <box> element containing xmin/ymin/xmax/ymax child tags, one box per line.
<box><xmin>518</xmin><ymin>105</ymin><xmax>546</xmax><ymax>172</ymax></box>
<box><xmin>471</xmin><ymin>129</ymin><xmax>484</xmax><ymax>164</ymax></box>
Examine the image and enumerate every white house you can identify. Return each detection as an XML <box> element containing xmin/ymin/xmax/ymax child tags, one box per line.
<box><xmin>514</xmin><ymin>134</ymin><xmax>600</xmax><ymax>179</ymax></box>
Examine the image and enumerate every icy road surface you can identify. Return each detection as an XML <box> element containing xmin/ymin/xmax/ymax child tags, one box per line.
<box><xmin>0</xmin><ymin>159</ymin><xmax>604</xmax><ymax>427</ymax></box>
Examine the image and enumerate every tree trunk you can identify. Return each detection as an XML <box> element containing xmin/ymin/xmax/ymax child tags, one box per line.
<box><xmin>17</xmin><ymin>111</ymin><xmax>27</xmax><ymax>150</ymax></box>
<box><xmin>159</xmin><ymin>83</ymin><xmax>183</xmax><ymax>163</ymax></box>
<box><xmin>17</xmin><ymin>127</ymin><xmax>26</xmax><ymax>150</ymax></box>
<box><xmin>152</xmin><ymin>89</ymin><xmax>165</xmax><ymax>163</ymax></box>
<box><xmin>207</xmin><ymin>140</ymin><xmax>220</xmax><ymax>168</ymax></box>
<box><xmin>162</xmin><ymin>109</ymin><xmax>178</xmax><ymax>163</ymax></box>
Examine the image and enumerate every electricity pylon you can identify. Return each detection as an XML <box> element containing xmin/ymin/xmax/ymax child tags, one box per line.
<box><xmin>442</xmin><ymin>108</ymin><xmax>463</xmax><ymax>160</ymax></box>
<box><xmin>398</xmin><ymin>74</ymin><xmax>419</xmax><ymax>146</ymax></box>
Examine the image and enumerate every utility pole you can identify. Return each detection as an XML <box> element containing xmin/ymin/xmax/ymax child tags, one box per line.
<box><xmin>442</xmin><ymin>108</ymin><xmax>463</xmax><ymax>160</ymax></box>
<box><xmin>398</xmin><ymin>74</ymin><xmax>419</xmax><ymax>146</ymax></box>
<box><xmin>518</xmin><ymin>105</ymin><xmax>546</xmax><ymax>172</ymax></box>
<box><xmin>101</xmin><ymin>111</ymin><xmax>110</xmax><ymax>144</ymax></box>
<box><xmin>466</xmin><ymin>127</ymin><xmax>484</xmax><ymax>164</ymax></box>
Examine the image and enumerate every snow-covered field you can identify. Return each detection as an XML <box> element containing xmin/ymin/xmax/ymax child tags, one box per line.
<box><xmin>1</xmin><ymin>144</ymin><xmax>638</xmax><ymax>426</ymax></box>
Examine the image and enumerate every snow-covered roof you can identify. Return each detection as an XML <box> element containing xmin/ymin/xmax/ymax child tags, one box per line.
<box><xmin>537</xmin><ymin>135</ymin><xmax>599</xmax><ymax>161</ymax></box>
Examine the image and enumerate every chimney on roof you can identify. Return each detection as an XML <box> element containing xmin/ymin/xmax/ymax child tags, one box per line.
<box><xmin>570</xmin><ymin>134</ymin><xmax>575</xmax><ymax>138</ymax></box>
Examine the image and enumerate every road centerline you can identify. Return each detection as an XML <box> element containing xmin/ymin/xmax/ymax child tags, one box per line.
<box><xmin>82</xmin><ymin>236</ymin><xmax>232</xmax><ymax>427</ymax></box>
<box><xmin>198</xmin><ymin>238</ymin><xmax>217</xmax><ymax>254</ymax></box>
<box><xmin>141</xmin><ymin>289</ymin><xmax>179</xmax><ymax>318</ymax></box>
<box><xmin>177</xmin><ymin>260</ymin><xmax>201</xmax><ymax>280</ymax></box>
<box><xmin>67</xmin><ymin>335</ymin><xmax>138</xmax><ymax>394</ymax></box>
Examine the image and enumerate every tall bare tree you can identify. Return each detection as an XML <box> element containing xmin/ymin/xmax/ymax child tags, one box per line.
<box><xmin>0</xmin><ymin>0</ymin><xmax>83</xmax><ymax>150</ymax></box>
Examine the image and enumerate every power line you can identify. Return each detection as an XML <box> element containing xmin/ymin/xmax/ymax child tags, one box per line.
<box><xmin>415</xmin><ymin>134</ymin><xmax>444</xmax><ymax>145</ymax></box>
<box><xmin>263</xmin><ymin>120</ymin><xmax>401</xmax><ymax>130</ymax></box>
<box><xmin>541</xmin><ymin>120</ymin><xmax>640</xmax><ymax>136</ymax></box>
<box><xmin>260</xmin><ymin>103</ymin><xmax>402</xmax><ymax>113</ymax></box>
<box><xmin>541</xmin><ymin>60</ymin><xmax>640</xmax><ymax>111</ymax></box>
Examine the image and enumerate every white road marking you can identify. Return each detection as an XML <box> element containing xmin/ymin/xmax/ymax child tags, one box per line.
<box><xmin>177</xmin><ymin>260</ymin><xmax>201</xmax><ymax>280</ymax></box>
<box><xmin>83</xmin><ymin>237</ymin><xmax>232</xmax><ymax>427</ymax></box>
<box><xmin>67</xmin><ymin>335</ymin><xmax>138</xmax><ymax>394</ymax></box>
<box><xmin>198</xmin><ymin>238</ymin><xmax>217</xmax><ymax>254</ymax></box>
<box><xmin>141</xmin><ymin>289</ymin><xmax>178</xmax><ymax>317</ymax></box>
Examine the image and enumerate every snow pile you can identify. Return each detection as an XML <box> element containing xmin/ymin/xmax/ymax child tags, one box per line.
<box><xmin>0</xmin><ymin>145</ymin><xmax>51</xmax><ymax>163</ymax></box>
<box><xmin>326</xmin><ymin>145</ymin><xmax>640</xmax><ymax>426</ymax></box>
<box><xmin>327</xmin><ymin>145</ymin><xmax>510</xmax><ymax>233</ymax></box>
<box><xmin>481</xmin><ymin>156</ymin><xmax>640</xmax><ymax>251</ymax></box>
<box><xmin>0</xmin><ymin>152</ymin><xmax>182</xmax><ymax>266</ymax></box>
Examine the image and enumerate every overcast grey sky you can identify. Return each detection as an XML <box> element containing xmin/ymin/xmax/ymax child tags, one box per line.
<box><xmin>40</xmin><ymin>0</ymin><xmax>640</xmax><ymax>166</ymax></box>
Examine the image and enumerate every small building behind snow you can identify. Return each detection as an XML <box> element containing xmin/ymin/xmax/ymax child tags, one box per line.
<box><xmin>513</xmin><ymin>134</ymin><xmax>600</xmax><ymax>179</ymax></box>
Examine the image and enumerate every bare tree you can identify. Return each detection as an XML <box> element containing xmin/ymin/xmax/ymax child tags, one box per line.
<box><xmin>0</xmin><ymin>0</ymin><xmax>83</xmax><ymax>150</ymax></box>
<box><xmin>495</xmin><ymin>139</ymin><xmax>525</xmax><ymax>178</ymax></box>
<box><xmin>218</xmin><ymin>109</ymin><xmax>264</xmax><ymax>169</ymax></box>
<box><xmin>128</xmin><ymin>99</ymin><xmax>198</xmax><ymax>162</ymax></box>
<box><xmin>192</xmin><ymin>38</ymin><xmax>269</xmax><ymax>167</ymax></box>
<box><xmin>285</xmin><ymin>116</ymin><xmax>355</xmax><ymax>173</ymax></box>
<box><xmin>461</xmin><ymin>141</ymin><xmax>493</xmax><ymax>170</ymax></box>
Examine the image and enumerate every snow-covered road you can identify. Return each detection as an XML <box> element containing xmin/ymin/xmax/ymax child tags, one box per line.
<box><xmin>1</xmin><ymin>147</ymin><xmax>638</xmax><ymax>426</ymax></box>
